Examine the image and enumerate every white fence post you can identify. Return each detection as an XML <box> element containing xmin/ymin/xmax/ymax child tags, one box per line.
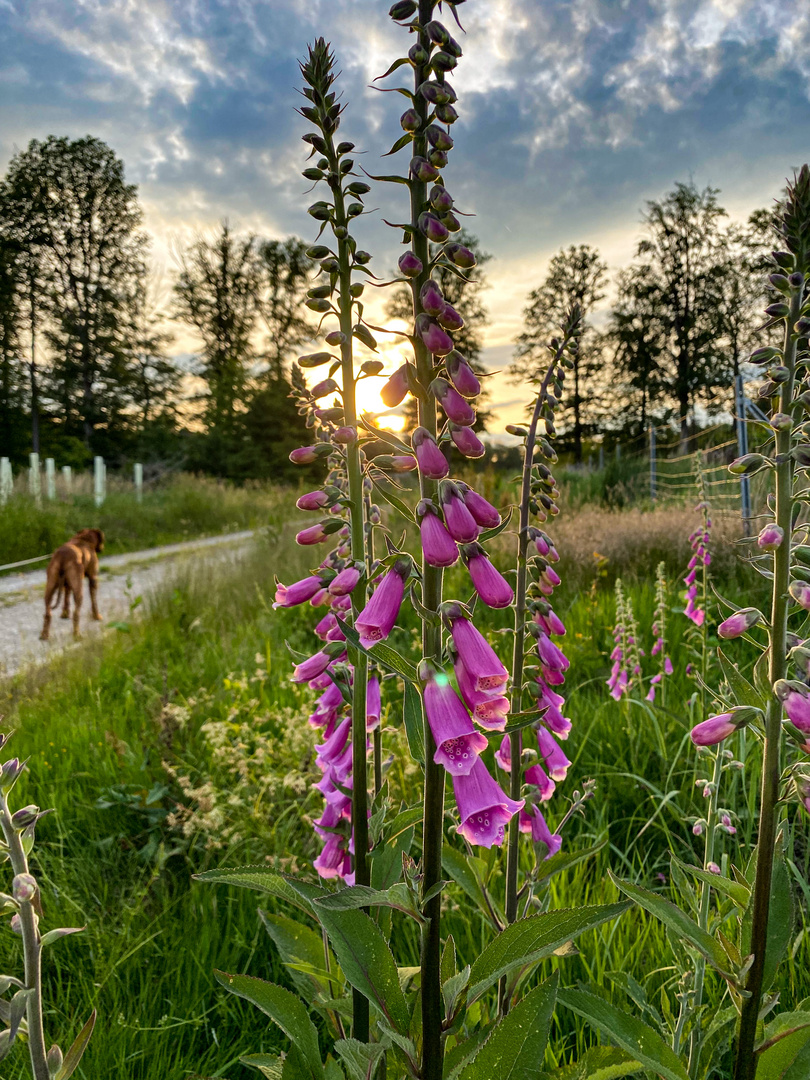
<box><xmin>28</xmin><ymin>452</ymin><xmax>41</xmax><ymax>505</ymax></box>
<box><xmin>0</xmin><ymin>458</ymin><xmax>11</xmax><ymax>505</ymax></box>
<box><xmin>93</xmin><ymin>456</ymin><xmax>106</xmax><ymax>508</ymax></box>
<box><xmin>62</xmin><ymin>465</ymin><xmax>72</xmax><ymax>495</ymax></box>
<box><xmin>134</xmin><ymin>462</ymin><xmax>143</xmax><ymax>503</ymax></box>
<box><xmin>45</xmin><ymin>457</ymin><xmax>56</xmax><ymax>500</ymax></box>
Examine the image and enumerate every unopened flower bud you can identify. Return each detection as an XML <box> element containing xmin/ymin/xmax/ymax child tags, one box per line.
<box><xmin>771</xmin><ymin>412</ymin><xmax>793</xmax><ymax>431</ymax></box>
<box><xmin>428</xmin><ymin>148</ymin><xmax>449</xmax><ymax>169</ymax></box>
<box><xmin>298</xmin><ymin>351</ymin><xmax>336</xmax><ymax>369</ymax></box>
<box><xmin>789</xmin><ymin>580</ymin><xmax>810</xmax><ymax>610</ymax></box>
<box><xmin>416</xmin><ymin>314</ymin><xmax>454</xmax><ymax>356</ymax></box>
<box><xmin>289</xmin><ymin>444</ymin><xmax>330</xmax><ymax>465</ymax></box>
<box><xmin>324</xmin><ymin>331</ymin><xmax>347</xmax><ymax>347</ymax></box>
<box><xmin>417</xmin><ymin>211</ymin><xmax>449</xmax><ymax>243</ymax></box>
<box><xmin>418</xmin><ymin>80</ymin><xmax>453</xmax><ymax>105</ymax></box>
<box><xmin>400</xmin><ymin>108</ymin><xmax>420</xmax><ymax>132</ymax></box>
<box><xmin>46</xmin><ymin>1046</ymin><xmax>64</xmax><ymax>1074</ymax></box>
<box><xmin>311</xmin><ymin>378</ymin><xmax>338</xmax><ymax>399</ymax></box>
<box><xmin>432</xmin><ymin>51</ymin><xmax>457</xmax><ymax>72</ymax></box>
<box><xmin>420</xmin><ymin>279</ymin><xmax>446</xmax><ymax>317</ymax></box>
<box><xmin>398</xmin><ymin>251</ymin><xmax>423</xmax><ymax>278</ymax></box>
<box><xmin>765</xmin><ymin>301</ymin><xmax>790</xmax><ymax>318</ymax></box>
<box><xmin>728</xmin><ymin>453</ymin><xmax>766</xmax><ymax>476</ymax></box>
<box><xmin>389</xmin><ymin>0</ymin><xmax>417</xmax><ymax>19</ymax></box>
<box><xmin>425</xmin><ymin>19</ymin><xmax>450</xmax><ymax>43</ymax></box>
<box><xmin>718</xmin><ymin>607</ymin><xmax>762</xmax><ymax>639</ymax></box>
<box><xmin>438</xmin><ymin>303</ymin><xmax>464</xmax><ymax>331</ymax></box>
<box><xmin>435</xmin><ymin>104</ymin><xmax>459</xmax><ymax>124</ymax></box>
<box><xmin>333</xmin><ymin>426</ymin><xmax>357</xmax><ymax>445</ymax></box>
<box><xmin>444</xmin><ymin>243</ymin><xmax>476</xmax><ymax>269</ymax></box>
<box><xmin>409</xmin><ymin>156</ymin><xmax>440</xmax><ymax>183</ymax></box>
<box><xmin>11</xmin><ymin>805</ymin><xmax>38</xmax><ymax>829</ymax></box>
<box><xmin>426</xmin><ymin>125</ymin><xmax>454</xmax><ymax>152</ymax></box>
<box><xmin>757</xmin><ymin>523</ymin><xmax>783</xmax><ymax>550</ymax></box>
<box><xmin>0</xmin><ymin>758</ymin><xmax>23</xmax><ymax>793</ymax></box>
<box><xmin>12</xmin><ymin>874</ymin><xmax>37</xmax><ymax>903</ymax></box>
<box><xmin>430</xmin><ymin>185</ymin><xmax>454</xmax><ymax>212</ymax></box>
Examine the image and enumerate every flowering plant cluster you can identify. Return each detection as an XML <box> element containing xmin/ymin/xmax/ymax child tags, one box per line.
<box><xmin>0</xmin><ymin>735</ymin><xmax>95</xmax><ymax>1080</ymax></box>
<box><xmin>188</xmin><ymin>3</ymin><xmax>810</xmax><ymax>1079</ymax></box>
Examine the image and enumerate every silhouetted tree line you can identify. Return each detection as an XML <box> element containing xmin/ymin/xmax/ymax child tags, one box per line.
<box><xmin>0</xmin><ymin>135</ymin><xmax>314</xmax><ymax>479</ymax></box>
<box><xmin>513</xmin><ymin>182</ymin><xmax>776</xmax><ymax>460</ymax></box>
<box><xmin>0</xmin><ymin>136</ymin><xmax>783</xmax><ymax>475</ymax></box>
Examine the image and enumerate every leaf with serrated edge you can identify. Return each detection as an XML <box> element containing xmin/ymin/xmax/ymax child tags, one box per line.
<box><xmin>403</xmin><ymin>681</ymin><xmax>425</xmax><ymax>766</ymax></box>
<box><xmin>670</xmin><ymin>855</ymin><xmax>749</xmax><ymax>907</ymax></box>
<box><xmin>546</xmin><ymin>1046</ymin><xmax>643</xmax><ymax>1080</ymax></box>
<box><xmin>194</xmin><ymin>866</ymin><xmax>324</xmax><ymax>914</ymax></box>
<box><xmin>557</xmin><ymin>989</ymin><xmax>688</xmax><ymax>1080</ymax></box>
<box><xmin>460</xmin><ymin>975</ymin><xmax>557</xmax><ymax>1080</ymax></box>
<box><xmin>314</xmin><ymin>908</ymin><xmax>410</xmax><ymax>1034</ymax></box>
<box><xmin>214</xmin><ymin>973</ymin><xmax>323</xmax><ymax>1080</ymax></box>
<box><xmin>467</xmin><ymin>904</ymin><xmax>629</xmax><ymax>1003</ymax></box>
<box><xmin>609</xmin><ymin>872</ymin><xmax>734</xmax><ymax>978</ymax></box>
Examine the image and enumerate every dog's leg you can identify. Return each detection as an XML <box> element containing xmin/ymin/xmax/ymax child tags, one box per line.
<box><xmin>72</xmin><ymin>581</ymin><xmax>84</xmax><ymax>640</ymax></box>
<box><xmin>40</xmin><ymin>590</ymin><xmax>53</xmax><ymax>642</ymax></box>
<box><xmin>61</xmin><ymin>583</ymin><xmax>70</xmax><ymax>619</ymax></box>
<box><xmin>89</xmin><ymin>576</ymin><xmax>102</xmax><ymax>622</ymax></box>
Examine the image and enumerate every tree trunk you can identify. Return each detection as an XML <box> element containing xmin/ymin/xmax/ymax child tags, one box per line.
<box><xmin>29</xmin><ymin>282</ymin><xmax>39</xmax><ymax>454</ymax></box>
<box><xmin>573</xmin><ymin>357</ymin><xmax>582</xmax><ymax>464</ymax></box>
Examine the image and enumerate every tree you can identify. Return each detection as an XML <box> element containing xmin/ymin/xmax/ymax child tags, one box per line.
<box><xmin>258</xmin><ymin>237</ymin><xmax>315</xmax><ymax>379</ymax></box>
<box><xmin>632</xmin><ymin>182</ymin><xmax>729</xmax><ymax>447</ymax></box>
<box><xmin>0</xmin><ymin>235</ymin><xmax>27</xmax><ymax>460</ymax></box>
<box><xmin>1</xmin><ymin>136</ymin><xmax>147</xmax><ymax>450</ymax></box>
<box><xmin>512</xmin><ymin>244</ymin><xmax>607</xmax><ymax>462</ymax></box>
<box><xmin>605</xmin><ymin>264</ymin><xmax>668</xmax><ymax>437</ymax></box>
<box><xmin>385</xmin><ymin>229</ymin><xmax>492</xmax><ymax>431</ymax></box>
<box><xmin>124</xmin><ymin>278</ymin><xmax>178</xmax><ymax>431</ymax></box>
<box><xmin>173</xmin><ymin>223</ymin><xmax>262</xmax><ymax>465</ymax></box>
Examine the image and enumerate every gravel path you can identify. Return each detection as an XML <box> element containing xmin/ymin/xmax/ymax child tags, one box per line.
<box><xmin>0</xmin><ymin>531</ymin><xmax>255</xmax><ymax>679</ymax></box>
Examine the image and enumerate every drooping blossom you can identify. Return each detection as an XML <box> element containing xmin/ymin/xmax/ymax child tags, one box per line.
<box><xmin>757</xmin><ymin>523</ymin><xmax>784</xmax><ymax>551</ymax></box>
<box><xmin>448</xmin><ymin>611</ymin><xmax>509</xmax><ymax>693</ymax></box>
<box><xmin>355</xmin><ymin>559</ymin><xmax>409</xmax><ymax>648</ymax></box>
<box><xmin>525</xmin><ymin>764</ymin><xmax>556</xmax><ymax>802</ymax></box>
<box><xmin>418</xmin><ymin>502</ymin><xmax>459</xmax><ymax>568</ymax></box>
<box><xmin>423</xmin><ymin>673</ymin><xmax>488</xmax><ymax>775</ymax></box>
<box><xmin>775</xmin><ymin>680</ymin><xmax>810</xmax><ymax>732</ymax></box>
<box><xmin>537</xmin><ymin>726</ymin><xmax>571</xmax><ymax>781</ymax></box>
<box><xmin>462</xmin><ymin>544</ymin><xmax>514</xmax><ymax>608</ymax></box>
<box><xmin>440</xmin><ymin>481</ymin><xmax>480</xmax><ymax>543</ymax></box>
<box><xmin>273</xmin><ymin>575</ymin><xmax>324</xmax><ymax>609</ymax></box>
<box><xmin>456</xmin><ymin>483</ymin><xmax>501</xmax><ymax>529</ymax></box>
<box><xmin>452</xmin><ymin>757</ymin><xmax>524</xmax><ymax>848</ymax></box>
<box><xmin>328</xmin><ymin>565</ymin><xmax>362</xmax><ymax>596</ymax></box>
<box><xmin>412</xmin><ymin>427</ymin><xmax>449</xmax><ymax>480</ymax></box>
<box><xmin>519</xmin><ymin>804</ymin><xmax>562</xmax><ymax>858</ymax></box>
<box><xmin>449</xmin><ymin>424</ymin><xmax>485</xmax><ymax>459</ymax></box>
<box><xmin>690</xmin><ymin>712</ymin><xmax>738</xmax><ymax>746</ymax></box>
<box><xmin>366</xmin><ymin>675</ymin><xmax>381</xmax><ymax>731</ymax></box>
<box><xmin>454</xmin><ymin>658</ymin><xmax>510</xmax><ymax>730</ymax></box>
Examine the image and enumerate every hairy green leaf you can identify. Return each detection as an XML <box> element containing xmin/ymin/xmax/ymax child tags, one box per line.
<box><xmin>608</xmin><ymin>872</ymin><xmax>734</xmax><ymax>979</ymax></box>
<box><xmin>55</xmin><ymin>1010</ymin><xmax>97</xmax><ymax>1080</ymax></box>
<box><xmin>556</xmin><ymin>989</ymin><xmax>688</xmax><ymax>1080</ymax></box>
<box><xmin>403</xmin><ymin>681</ymin><xmax>425</xmax><ymax>765</ymax></box>
<box><xmin>259</xmin><ymin>911</ymin><xmax>340</xmax><ymax>1001</ymax></box>
<box><xmin>670</xmin><ymin>855</ymin><xmax>750</xmax><ymax>907</ymax></box>
<box><xmin>460</xmin><ymin>975</ymin><xmax>557</xmax><ymax>1080</ymax></box>
<box><xmin>214</xmin><ymin>973</ymin><xmax>323</xmax><ymax>1080</ymax></box>
<box><xmin>467</xmin><ymin>904</ymin><xmax>630</xmax><ymax>1003</ymax></box>
<box><xmin>314</xmin><ymin>908</ymin><xmax>410</xmax><ymax>1034</ymax></box>
<box><xmin>194</xmin><ymin>866</ymin><xmax>324</xmax><ymax>914</ymax></box>
<box><xmin>334</xmin><ymin>1038</ymin><xmax>387</xmax><ymax>1080</ymax></box>
<box><xmin>548</xmin><ymin>1046</ymin><xmax>644</xmax><ymax>1080</ymax></box>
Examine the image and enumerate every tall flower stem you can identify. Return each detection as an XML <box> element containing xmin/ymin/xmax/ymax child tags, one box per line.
<box><xmin>504</xmin><ymin>351</ymin><xmax>567</xmax><ymax>927</ymax></box>
<box><xmin>0</xmin><ymin>796</ymin><xmax>48</xmax><ymax>1080</ymax></box>
<box><xmin>410</xmin><ymin>5</ymin><xmax>445</xmax><ymax>1075</ymax></box>
<box><xmin>733</xmin><ymin>287</ymin><xmax>801</xmax><ymax>1080</ymax></box>
<box><xmin>687</xmin><ymin>746</ymin><xmax>724</xmax><ymax>1077</ymax></box>
<box><xmin>327</xmin><ymin>125</ymin><xmax>370</xmax><ymax>1044</ymax></box>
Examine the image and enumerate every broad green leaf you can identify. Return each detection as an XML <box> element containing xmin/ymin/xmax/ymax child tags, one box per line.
<box><xmin>459</xmin><ymin>974</ymin><xmax>558</xmax><ymax>1080</ymax></box>
<box><xmin>40</xmin><ymin>927</ymin><xmax>84</xmax><ymax>949</ymax></box>
<box><xmin>214</xmin><ymin>973</ymin><xmax>323</xmax><ymax>1080</ymax></box>
<box><xmin>324</xmin><ymin>1060</ymin><xmax>346</xmax><ymax>1080</ymax></box>
<box><xmin>55</xmin><ymin>1010</ymin><xmax>97</xmax><ymax>1080</ymax></box>
<box><xmin>403</xmin><ymin>682</ymin><xmax>425</xmax><ymax>766</ymax></box>
<box><xmin>371</xmin><ymin>824</ymin><xmax>414</xmax><ymax>891</ymax></box>
<box><xmin>334</xmin><ymin>1038</ymin><xmax>387</xmax><ymax>1080</ymax></box>
<box><xmin>549</xmin><ymin>1046</ymin><xmax>644</xmax><ymax>1080</ymax></box>
<box><xmin>556</xmin><ymin>989</ymin><xmax>689</xmax><ymax>1080</ymax></box>
<box><xmin>608</xmin><ymin>872</ymin><xmax>734</xmax><ymax>979</ymax></box>
<box><xmin>478</xmin><ymin>507</ymin><xmax>514</xmax><ymax>544</ymax></box>
<box><xmin>441</xmin><ymin>935</ymin><xmax>457</xmax><ymax>986</ymax></box>
<box><xmin>385</xmin><ymin>806</ymin><xmax>422</xmax><ymax>841</ymax></box>
<box><xmin>195</xmin><ymin>866</ymin><xmax>323</xmax><ymax>915</ymax></box>
<box><xmin>241</xmin><ymin>1053</ymin><xmax>284</xmax><ymax>1079</ymax></box>
<box><xmin>670</xmin><ymin>855</ymin><xmax>750</xmax><ymax>908</ymax></box>
<box><xmin>313</xmin><ymin>907</ymin><xmax>410</xmax><ymax>1034</ymax></box>
<box><xmin>443</xmin><ymin>1026</ymin><xmax>494</xmax><ymax>1080</ymax></box>
<box><xmin>314</xmin><ymin>884</ymin><xmax>422</xmax><ymax>921</ymax></box>
<box><xmin>757</xmin><ymin>1012</ymin><xmax>810</xmax><ymax>1079</ymax></box>
<box><xmin>536</xmin><ymin>837</ymin><xmax>608</xmax><ymax>886</ymax></box>
<box><xmin>259</xmin><ymin>911</ymin><xmax>340</xmax><ymax>1000</ymax></box>
<box><xmin>441</xmin><ymin>845</ymin><xmax>495</xmax><ymax>923</ymax></box>
<box><xmin>741</xmin><ymin>853</ymin><xmax>795</xmax><ymax>991</ymax></box>
<box><xmin>443</xmin><ymin>966</ymin><xmax>471</xmax><ymax>1016</ymax></box>
<box><xmin>467</xmin><ymin>904</ymin><xmax>630</xmax><ymax>1003</ymax></box>
<box><xmin>717</xmin><ymin>648</ymin><xmax>766</xmax><ymax>710</ymax></box>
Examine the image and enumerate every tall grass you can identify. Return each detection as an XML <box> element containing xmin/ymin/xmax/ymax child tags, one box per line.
<box><xmin>0</xmin><ymin>475</ymin><xmax>295</xmax><ymax>569</ymax></box>
<box><xmin>0</xmin><ymin>505</ymin><xmax>804</xmax><ymax>1078</ymax></box>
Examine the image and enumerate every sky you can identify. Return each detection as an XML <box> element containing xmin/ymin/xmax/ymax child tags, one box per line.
<box><xmin>1</xmin><ymin>0</ymin><xmax>809</xmax><ymax>433</ymax></box>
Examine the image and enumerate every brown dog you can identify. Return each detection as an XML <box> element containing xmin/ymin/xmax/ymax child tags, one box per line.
<box><xmin>40</xmin><ymin>528</ymin><xmax>105</xmax><ymax>641</ymax></box>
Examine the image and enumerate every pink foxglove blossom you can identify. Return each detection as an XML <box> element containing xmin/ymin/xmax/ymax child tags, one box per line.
<box><xmin>355</xmin><ymin>559</ymin><xmax>409</xmax><ymax>648</ymax></box>
<box><xmin>452</xmin><ymin>757</ymin><xmax>524</xmax><ymax>848</ymax></box>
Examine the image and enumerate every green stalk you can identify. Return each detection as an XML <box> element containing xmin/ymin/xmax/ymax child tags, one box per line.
<box><xmin>366</xmin><ymin>495</ymin><xmax>384</xmax><ymax>798</ymax></box>
<box><xmin>328</xmin><ymin>137</ymin><xmax>370</xmax><ymax>1043</ymax></box>
<box><xmin>733</xmin><ymin>289</ymin><xmax>800</xmax><ymax>1080</ymax></box>
<box><xmin>0</xmin><ymin>800</ymin><xmax>49</xmax><ymax>1080</ymax></box>
<box><xmin>687</xmin><ymin>746</ymin><xmax>724</xmax><ymax>1076</ymax></box>
<box><xmin>411</xmin><ymin>6</ymin><xmax>445</xmax><ymax>1075</ymax></box>
<box><xmin>504</xmin><ymin>339</ymin><xmax>572</xmax><ymax>935</ymax></box>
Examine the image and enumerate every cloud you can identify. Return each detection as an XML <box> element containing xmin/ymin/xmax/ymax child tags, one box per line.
<box><xmin>1</xmin><ymin>0</ymin><xmax>808</xmax><ymax>432</ymax></box>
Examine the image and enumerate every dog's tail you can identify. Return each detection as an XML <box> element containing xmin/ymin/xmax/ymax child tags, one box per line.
<box><xmin>48</xmin><ymin>572</ymin><xmax>64</xmax><ymax>611</ymax></box>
